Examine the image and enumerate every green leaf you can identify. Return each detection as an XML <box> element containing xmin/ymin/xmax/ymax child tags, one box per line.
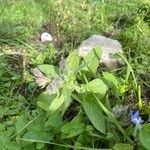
<box><xmin>23</xmin><ymin>144</ymin><xmax>36</xmax><ymax>150</ymax></box>
<box><xmin>49</xmin><ymin>94</ymin><xmax>65</xmax><ymax>112</ymax></box>
<box><xmin>113</xmin><ymin>143</ymin><xmax>133</xmax><ymax>150</ymax></box>
<box><xmin>61</xmin><ymin>85</ymin><xmax>72</xmax><ymax>112</ymax></box>
<box><xmin>38</xmin><ymin>65</ymin><xmax>59</xmax><ymax>78</ymax></box>
<box><xmin>0</xmin><ymin>136</ymin><xmax>9</xmax><ymax>150</ymax></box>
<box><xmin>81</xmin><ymin>47</ymin><xmax>102</xmax><ymax>74</ymax></box>
<box><xmin>74</xmin><ymin>135</ymin><xmax>87</xmax><ymax>149</ymax></box>
<box><xmin>35</xmin><ymin>53</ymin><xmax>45</xmax><ymax>64</ymax></box>
<box><xmin>102</xmin><ymin>72</ymin><xmax>119</xmax><ymax>88</ymax></box>
<box><xmin>139</xmin><ymin>124</ymin><xmax>150</xmax><ymax>150</ymax></box>
<box><xmin>15</xmin><ymin>116</ymin><xmax>26</xmax><ymax>132</ymax></box>
<box><xmin>0</xmin><ymin>124</ymin><xmax>5</xmax><ymax>132</ymax></box>
<box><xmin>37</xmin><ymin>93</ymin><xmax>55</xmax><ymax>111</ymax></box>
<box><xmin>45</xmin><ymin>111</ymin><xmax>62</xmax><ymax>127</ymax></box>
<box><xmin>61</xmin><ymin>117</ymin><xmax>86</xmax><ymax>138</ymax></box>
<box><xmin>36</xmin><ymin>143</ymin><xmax>45</xmax><ymax>149</ymax></box>
<box><xmin>27</xmin><ymin>118</ymin><xmax>45</xmax><ymax>132</ymax></box>
<box><xmin>23</xmin><ymin>130</ymin><xmax>53</xmax><ymax>141</ymax></box>
<box><xmin>48</xmin><ymin>81</ymin><xmax>73</xmax><ymax>113</ymax></box>
<box><xmin>83</xmin><ymin>94</ymin><xmax>106</xmax><ymax>134</ymax></box>
<box><xmin>81</xmin><ymin>79</ymin><xmax>108</xmax><ymax>97</ymax></box>
<box><xmin>0</xmin><ymin>69</ymin><xmax>4</xmax><ymax>77</ymax></box>
<box><xmin>0</xmin><ymin>136</ymin><xmax>21</xmax><ymax>150</ymax></box>
<box><xmin>4</xmin><ymin>142</ymin><xmax>21</xmax><ymax>150</ymax></box>
<box><xmin>65</xmin><ymin>51</ymin><xmax>80</xmax><ymax>73</ymax></box>
<box><xmin>0</xmin><ymin>145</ymin><xmax>5</xmax><ymax>150</ymax></box>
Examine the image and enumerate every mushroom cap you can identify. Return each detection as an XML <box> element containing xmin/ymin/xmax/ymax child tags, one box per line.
<box><xmin>41</xmin><ymin>32</ymin><xmax>53</xmax><ymax>42</ymax></box>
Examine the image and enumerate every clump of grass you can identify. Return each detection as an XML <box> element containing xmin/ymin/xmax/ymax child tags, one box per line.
<box><xmin>0</xmin><ymin>0</ymin><xmax>43</xmax><ymax>44</ymax></box>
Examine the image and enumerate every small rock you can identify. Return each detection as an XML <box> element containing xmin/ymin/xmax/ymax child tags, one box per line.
<box><xmin>40</xmin><ymin>32</ymin><xmax>53</xmax><ymax>42</ymax></box>
<box><xmin>78</xmin><ymin>34</ymin><xmax>123</xmax><ymax>69</ymax></box>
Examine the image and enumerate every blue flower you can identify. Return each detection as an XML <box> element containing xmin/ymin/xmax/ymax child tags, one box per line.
<box><xmin>130</xmin><ymin>110</ymin><xmax>144</xmax><ymax>125</ymax></box>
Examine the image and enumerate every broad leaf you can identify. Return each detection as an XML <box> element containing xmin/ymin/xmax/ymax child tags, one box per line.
<box><xmin>74</xmin><ymin>135</ymin><xmax>87</xmax><ymax>150</ymax></box>
<box><xmin>23</xmin><ymin>118</ymin><xmax>54</xmax><ymax>141</ymax></box>
<box><xmin>49</xmin><ymin>94</ymin><xmax>65</xmax><ymax>112</ymax></box>
<box><xmin>113</xmin><ymin>143</ymin><xmax>133</xmax><ymax>150</ymax></box>
<box><xmin>3</xmin><ymin>142</ymin><xmax>21</xmax><ymax>150</ymax></box>
<box><xmin>0</xmin><ymin>136</ymin><xmax>10</xmax><ymax>150</ymax></box>
<box><xmin>23</xmin><ymin>144</ymin><xmax>36</xmax><ymax>150</ymax></box>
<box><xmin>65</xmin><ymin>51</ymin><xmax>80</xmax><ymax>74</ymax></box>
<box><xmin>81</xmin><ymin>78</ymin><xmax>108</xmax><ymax>97</ymax></box>
<box><xmin>48</xmin><ymin>82</ymin><xmax>73</xmax><ymax>114</ymax></box>
<box><xmin>23</xmin><ymin>130</ymin><xmax>53</xmax><ymax>141</ymax></box>
<box><xmin>0</xmin><ymin>136</ymin><xmax>21</xmax><ymax>150</ymax></box>
<box><xmin>83</xmin><ymin>94</ymin><xmax>106</xmax><ymax>134</ymax></box>
<box><xmin>15</xmin><ymin>116</ymin><xmax>27</xmax><ymax>132</ymax></box>
<box><xmin>81</xmin><ymin>47</ymin><xmax>102</xmax><ymax>74</ymax></box>
<box><xmin>38</xmin><ymin>64</ymin><xmax>59</xmax><ymax>77</ymax></box>
<box><xmin>37</xmin><ymin>93</ymin><xmax>55</xmax><ymax>111</ymax></box>
<box><xmin>36</xmin><ymin>143</ymin><xmax>45</xmax><ymax>150</ymax></box>
<box><xmin>61</xmin><ymin>116</ymin><xmax>86</xmax><ymax>138</ymax></box>
<box><xmin>61</xmin><ymin>84</ymin><xmax>73</xmax><ymax>112</ymax></box>
<box><xmin>45</xmin><ymin>111</ymin><xmax>62</xmax><ymax>127</ymax></box>
<box><xmin>139</xmin><ymin>124</ymin><xmax>150</xmax><ymax>150</ymax></box>
<box><xmin>102</xmin><ymin>72</ymin><xmax>119</xmax><ymax>88</ymax></box>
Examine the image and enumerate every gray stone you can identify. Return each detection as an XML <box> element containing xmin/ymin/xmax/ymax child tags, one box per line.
<box><xmin>78</xmin><ymin>34</ymin><xmax>123</xmax><ymax>68</ymax></box>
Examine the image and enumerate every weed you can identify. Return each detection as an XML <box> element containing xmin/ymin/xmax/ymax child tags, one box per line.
<box><xmin>0</xmin><ymin>0</ymin><xmax>149</xmax><ymax>149</ymax></box>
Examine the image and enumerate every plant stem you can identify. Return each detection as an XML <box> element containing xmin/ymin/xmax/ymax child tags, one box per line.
<box><xmin>92</xmin><ymin>93</ymin><xmax>133</xmax><ymax>144</ymax></box>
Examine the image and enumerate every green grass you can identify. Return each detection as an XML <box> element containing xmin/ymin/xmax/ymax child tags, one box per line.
<box><xmin>0</xmin><ymin>0</ymin><xmax>149</xmax><ymax>149</ymax></box>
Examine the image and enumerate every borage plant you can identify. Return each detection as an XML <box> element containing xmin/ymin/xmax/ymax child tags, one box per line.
<box><xmin>21</xmin><ymin>48</ymin><xmax>149</xmax><ymax>150</ymax></box>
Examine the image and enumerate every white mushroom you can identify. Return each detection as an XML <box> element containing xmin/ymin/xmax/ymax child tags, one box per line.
<box><xmin>40</xmin><ymin>32</ymin><xmax>53</xmax><ymax>42</ymax></box>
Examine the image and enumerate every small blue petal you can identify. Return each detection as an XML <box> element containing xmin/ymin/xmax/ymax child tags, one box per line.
<box><xmin>130</xmin><ymin>110</ymin><xmax>144</xmax><ymax>125</ymax></box>
<box><xmin>139</xmin><ymin>118</ymin><xmax>144</xmax><ymax>124</ymax></box>
<box><xmin>130</xmin><ymin>110</ymin><xmax>134</xmax><ymax>118</ymax></box>
<box><xmin>131</xmin><ymin>118</ymin><xmax>137</xmax><ymax>124</ymax></box>
<box><xmin>133</xmin><ymin>111</ymin><xmax>139</xmax><ymax>118</ymax></box>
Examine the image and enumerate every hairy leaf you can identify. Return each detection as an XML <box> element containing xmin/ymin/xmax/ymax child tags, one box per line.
<box><xmin>37</xmin><ymin>93</ymin><xmax>55</xmax><ymax>111</ymax></box>
<box><xmin>38</xmin><ymin>64</ymin><xmax>59</xmax><ymax>77</ymax></box>
<box><xmin>113</xmin><ymin>143</ymin><xmax>133</xmax><ymax>150</ymax></box>
<box><xmin>102</xmin><ymin>72</ymin><xmax>119</xmax><ymax>88</ymax></box>
<box><xmin>83</xmin><ymin>94</ymin><xmax>106</xmax><ymax>134</ymax></box>
<box><xmin>44</xmin><ymin>111</ymin><xmax>62</xmax><ymax>127</ymax></box>
<box><xmin>61</xmin><ymin>117</ymin><xmax>86</xmax><ymax>138</ymax></box>
<box><xmin>49</xmin><ymin>94</ymin><xmax>65</xmax><ymax>112</ymax></box>
<box><xmin>139</xmin><ymin>124</ymin><xmax>150</xmax><ymax>150</ymax></box>
<box><xmin>65</xmin><ymin>51</ymin><xmax>80</xmax><ymax>74</ymax></box>
<box><xmin>81</xmin><ymin>78</ymin><xmax>108</xmax><ymax>97</ymax></box>
<box><xmin>81</xmin><ymin>47</ymin><xmax>102</xmax><ymax>74</ymax></box>
<box><xmin>15</xmin><ymin>116</ymin><xmax>27</xmax><ymax>132</ymax></box>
